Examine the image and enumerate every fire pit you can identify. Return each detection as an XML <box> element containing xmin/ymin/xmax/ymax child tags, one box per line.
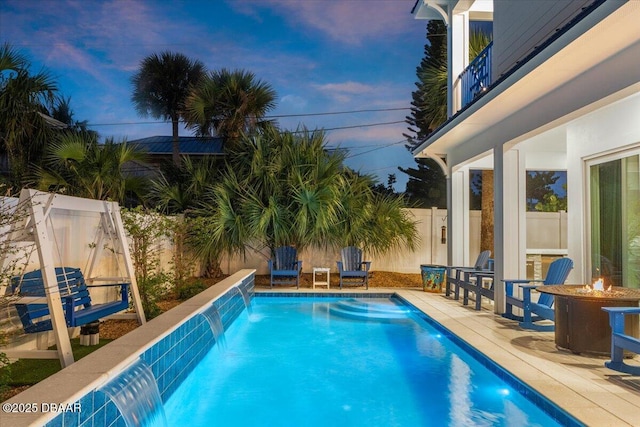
<box><xmin>537</xmin><ymin>284</ymin><xmax>640</xmax><ymax>355</ymax></box>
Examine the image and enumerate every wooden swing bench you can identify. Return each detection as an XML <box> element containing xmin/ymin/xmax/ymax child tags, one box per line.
<box><xmin>9</xmin><ymin>267</ymin><xmax>129</xmax><ymax>334</ymax></box>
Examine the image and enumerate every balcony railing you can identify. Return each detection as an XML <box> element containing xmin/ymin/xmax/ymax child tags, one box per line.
<box><xmin>460</xmin><ymin>41</ymin><xmax>493</xmax><ymax>108</ymax></box>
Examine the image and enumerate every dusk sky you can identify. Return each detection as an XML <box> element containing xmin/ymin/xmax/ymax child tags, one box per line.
<box><xmin>0</xmin><ymin>0</ymin><xmax>429</xmax><ymax>191</ymax></box>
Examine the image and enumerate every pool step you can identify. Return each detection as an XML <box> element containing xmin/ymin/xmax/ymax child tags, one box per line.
<box><xmin>328</xmin><ymin>299</ymin><xmax>412</xmax><ymax>322</ymax></box>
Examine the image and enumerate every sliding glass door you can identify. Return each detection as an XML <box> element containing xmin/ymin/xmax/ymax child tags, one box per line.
<box><xmin>590</xmin><ymin>153</ymin><xmax>640</xmax><ymax>288</ymax></box>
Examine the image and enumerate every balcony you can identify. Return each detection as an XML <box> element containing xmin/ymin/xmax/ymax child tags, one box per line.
<box><xmin>459</xmin><ymin>41</ymin><xmax>493</xmax><ymax>108</ymax></box>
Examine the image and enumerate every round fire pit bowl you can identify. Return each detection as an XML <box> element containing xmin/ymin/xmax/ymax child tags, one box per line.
<box><xmin>537</xmin><ymin>285</ymin><xmax>640</xmax><ymax>356</ymax></box>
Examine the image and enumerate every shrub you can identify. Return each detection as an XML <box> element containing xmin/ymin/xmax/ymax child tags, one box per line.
<box><xmin>176</xmin><ymin>280</ymin><xmax>208</xmax><ymax>301</ymax></box>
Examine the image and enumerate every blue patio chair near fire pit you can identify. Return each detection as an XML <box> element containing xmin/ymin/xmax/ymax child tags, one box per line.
<box><xmin>502</xmin><ymin>257</ymin><xmax>573</xmax><ymax>331</ymax></box>
<box><xmin>602</xmin><ymin>306</ymin><xmax>640</xmax><ymax>375</ymax></box>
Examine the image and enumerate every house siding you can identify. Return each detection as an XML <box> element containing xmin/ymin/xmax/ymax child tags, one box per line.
<box><xmin>492</xmin><ymin>0</ymin><xmax>592</xmax><ymax>80</ymax></box>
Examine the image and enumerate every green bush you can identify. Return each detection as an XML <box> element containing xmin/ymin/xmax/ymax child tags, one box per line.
<box><xmin>0</xmin><ymin>335</ymin><xmax>10</xmax><ymax>396</ymax></box>
<box><xmin>121</xmin><ymin>207</ymin><xmax>172</xmax><ymax>320</ymax></box>
<box><xmin>176</xmin><ymin>280</ymin><xmax>208</xmax><ymax>301</ymax></box>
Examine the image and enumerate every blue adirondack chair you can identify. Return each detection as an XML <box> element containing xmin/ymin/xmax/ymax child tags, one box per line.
<box><xmin>602</xmin><ymin>306</ymin><xmax>640</xmax><ymax>375</ymax></box>
<box><xmin>337</xmin><ymin>246</ymin><xmax>371</xmax><ymax>289</ymax></box>
<box><xmin>445</xmin><ymin>250</ymin><xmax>491</xmax><ymax>300</ymax></box>
<box><xmin>267</xmin><ymin>246</ymin><xmax>302</xmax><ymax>288</ymax></box>
<box><xmin>502</xmin><ymin>257</ymin><xmax>574</xmax><ymax>331</ymax></box>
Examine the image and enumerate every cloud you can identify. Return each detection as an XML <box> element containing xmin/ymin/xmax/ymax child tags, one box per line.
<box><xmin>231</xmin><ymin>0</ymin><xmax>418</xmax><ymax>46</ymax></box>
<box><xmin>280</xmin><ymin>94</ymin><xmax>308</xmax><ymax>112</ymax></box>
<box><xmin>312</xmin><ymin>81</ymin><xmax>375</xmax><ymax>103</ymax></box>
<box><xmin>316</xmin><ymin>81</ymin><xmax>374</xmax><ymax>95</ymax></box>
<box><xmin>329</xmin><ymin>121</ymin><xmax>408</xmax><ymax>146</ymax></box>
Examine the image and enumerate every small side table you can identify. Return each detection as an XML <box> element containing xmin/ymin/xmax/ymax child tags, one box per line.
<box><xmin>313</xmin><ymin>267</ymin><xmax>330</xmax><ymax>289</ymax></box>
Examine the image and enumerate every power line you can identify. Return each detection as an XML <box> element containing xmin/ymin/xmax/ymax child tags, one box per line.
<box><xmin>344</xmin><ymin>138</ymin><xmax>410</xmax><ymax>159</ymax></box>
<box><xmin>89</xmin><ymin>119</ymin><xmax>408</xmax><ymax>135</ymax></box>
<box><xmin>86</xmin><ymin>106</ymin><xmax>410</xmax><ymax>127</ymax></box>
<box><xmin>265</xmin><ymin>107</ymin><xmax>409</xmax><ymax>118</ymax></box>
<box><xmin>291</xmin><ymin>120</ymin><xmax>406</xmax><ymax>134</ymax></box>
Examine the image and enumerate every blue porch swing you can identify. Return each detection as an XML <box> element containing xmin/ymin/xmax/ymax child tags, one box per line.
<box><xmin>2</xmin><ymin>190</ymin><xmax>146</xmax><ymax>367</ymax></box>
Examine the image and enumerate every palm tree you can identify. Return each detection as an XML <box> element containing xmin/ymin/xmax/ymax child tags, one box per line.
<box><xmin>131</xmin><ymin>51</ymin><xmax>205</xmax><ymax>166</ymax></box>
<box><xmin>0</xmin><ymin>43</ymin><xmax>58</xmax><ymax>188</ymax></box>
<box><xmin>50</xmin><ymin>96</ymin><xmax>97</xmax><ymax>138</ymax></box>
<box><xmin>192</xmin><ymin>126</ymin><xmax>418</xmax><ymax>266</ymax></box>
<box><xmin>37</xmin><ymin>131</ymin><xmax>149</xmax><ymax>204</ymax></box>
<box><xmin>185</xmin><ymin>68</ymin><xmax>277</xmax><ymax>151</ymax></box>
<box><xmin>331</xmin><ymin>171</ymin><xmax>419</xmax><ymax>255</ymax></box>
<box><xmin>150</xmin><ymin>155</ymin><xmax>222</xmax><ymax>214</ymax></box>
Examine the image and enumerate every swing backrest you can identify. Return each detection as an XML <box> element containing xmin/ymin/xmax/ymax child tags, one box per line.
<box><xmin>10</xmin><ymin>267</ymin><xmax>129</xmax><ymax>333</ymax></box>
<box><xmin>10</xmin><ymin>267</ymin><xmax>90</xmax><ymax>305</ymax></box>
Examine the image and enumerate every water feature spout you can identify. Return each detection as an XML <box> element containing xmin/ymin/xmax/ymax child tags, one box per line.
<box><xmin>99</xmin><ymin>358</ymin><xmax>167</xmax><ymax>427</ymax></box>
<box><xmin>202</xmin><ymin>304</ymin><xmax>226</xmax><ymax>349</ymax></box>
<box><xmin>236</xmin><ymin>285</ymin><xmax>253</xmax><ymax>314</ymax></box>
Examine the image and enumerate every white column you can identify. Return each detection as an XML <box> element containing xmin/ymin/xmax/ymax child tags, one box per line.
<box><xmin>450</xmin><ymin>169</ymin><xmax>470</xmax><ymax>267</ymax></box>
<box><xmin>448</xmin><ymin>10</ymin><xmax>469</xmax><ymax>116</ymax></box>
<box><xmin>493</xmin><ymin>148</ymin><xmax>526</xmax><ymax>314</ymax></box>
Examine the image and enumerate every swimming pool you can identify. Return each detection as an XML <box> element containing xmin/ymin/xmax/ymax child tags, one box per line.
<box><xmin>5</xmin><ymin>272</ymin><xmax>586</xmax><ymax>427</ymax></box>
<box><xmin>163</xmin><ymin>296</ymin><xmax>581</xmax><ymax>427</ymax></box>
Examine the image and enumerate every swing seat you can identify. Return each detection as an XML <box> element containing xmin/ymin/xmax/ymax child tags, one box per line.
<box><xmin>9</xmin><ymin>267</ymin><xmax>129</xmax><ymax>334</ymax></box>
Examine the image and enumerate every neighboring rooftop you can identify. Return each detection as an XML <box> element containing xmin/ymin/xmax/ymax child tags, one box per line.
<box><xmin>128</xmin><ymin>136</ymin><xmax>224</xmax><ymax>156</ymax></box>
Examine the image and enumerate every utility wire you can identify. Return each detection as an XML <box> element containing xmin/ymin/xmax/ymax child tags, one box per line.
<box><xmin>86</xmin><ymin>106</ymin><xmax>410</xmax><ymax>127</ymax></box>
<box><xmin>90</xmin><ymin>119</ymin><xmax>409</xmax><ymax>143</ymax></box>
<box><xmin>265</xmin><ymin>107</ymin><xmax>409</xmax><ymax>118</ymax></box>
<box><xmin>290</xmin><ymin>120</ymin><xmax>406</xmax><ymax>134</ymax></box>
<box><xmin>344</xmin><ymin>138</ymin><xmax>410</xmax><ymax>159</ymax></box>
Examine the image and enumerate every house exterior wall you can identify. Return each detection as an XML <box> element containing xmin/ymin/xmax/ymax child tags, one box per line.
<box><xmin>566</xmin><ymin>91</ymin><xmax>640</xmax><ymax>283</ymax></box>
<box><xmin>492</xmin><ymin>0</ymin><xmax>592</xmax><ymax>80</ymax></box>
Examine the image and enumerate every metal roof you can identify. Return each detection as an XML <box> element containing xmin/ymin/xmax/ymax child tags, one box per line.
<box><xmin>128</xmin><ymin>136</ymin><xmax>224</xmax><ymax>155</ymax></box>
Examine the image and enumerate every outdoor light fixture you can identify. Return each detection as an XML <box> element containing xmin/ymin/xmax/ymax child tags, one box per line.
<box><xmin>441</xmin><ymin>225</ymin><xmax>447</xmax><ymax>244</ymax></box>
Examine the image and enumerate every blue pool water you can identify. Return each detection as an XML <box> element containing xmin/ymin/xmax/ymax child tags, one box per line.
<box><xmin>163</xmin><ymin>297</ymin><xmax>576</xmax><ymax>427</ymax></box>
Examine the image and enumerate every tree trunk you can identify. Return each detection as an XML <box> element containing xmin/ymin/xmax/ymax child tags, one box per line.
<box><xmin>481</xmin><ymin>170</ymin><xmax>494</xmax><ymax>255</ymax></box>
<box><xmin>172</xmin><ymin>117</ymin><xmax>180</xmax><ymax>166</ymax></box>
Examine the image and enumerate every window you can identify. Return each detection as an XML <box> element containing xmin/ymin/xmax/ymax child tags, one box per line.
<box><xmin>590</xmin><ymin>153</ymin><xmax>640</xmax><ymax>288</ymax></box>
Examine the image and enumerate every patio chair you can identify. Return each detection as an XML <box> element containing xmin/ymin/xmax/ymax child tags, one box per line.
<box><xmin>502</xmin><ymin>257</ymin><xmax>573</xmax><ymax>331</ymax></box>
<box><xmin>445</xmin><ymin>250</ymin><xmax>491</xmax><ymax>300</ymax></box>
<box><xmin>267</xmin><ymin>246</ymin><xmax>302</xmax><ymax>289</ymax></box>
<box><xmin>460</xmin><ymin>265</ymin><xmax>496</xmax><ymax>310</ymax></box>
<box><xmin>602</xmin><ymin>306</ymin><xmax>640</xmax><ymax>375</ymax></box>
<box><xmin>337</xmin><ymin>246</ymin><xmax>371</xmax><ymax>289</ymax></box>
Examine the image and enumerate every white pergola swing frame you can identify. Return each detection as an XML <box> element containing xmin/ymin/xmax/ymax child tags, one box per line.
<box><xmin>2</xmin><ymin>189</ymin><xmax>146</xmax><ymax>367</ymax></box>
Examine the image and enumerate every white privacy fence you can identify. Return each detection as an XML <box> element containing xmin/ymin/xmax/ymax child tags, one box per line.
<box><xmin>0</xmin><ymin>200</ymin><xmax>568</xmax><ymax>281</ymax></box>
<box><xmin>220</xmin><ymin>208</ymin><xmax>568</xmax><ymax>275</ymax></box>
